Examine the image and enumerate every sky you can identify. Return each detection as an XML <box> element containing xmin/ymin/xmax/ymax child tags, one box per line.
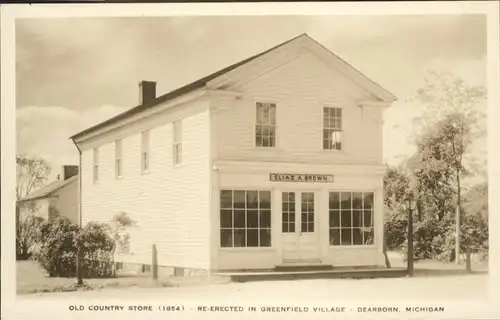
<box><xmin>15</xmin><ymin>15</ymin><xmax>487</xmax><ymax>181</ymax></box>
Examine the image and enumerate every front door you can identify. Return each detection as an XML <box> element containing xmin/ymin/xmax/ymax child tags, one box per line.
<box><xmin>281</xmin><ymin>191</ymin><xmax>320</xmax><ymax>264</ymax></box>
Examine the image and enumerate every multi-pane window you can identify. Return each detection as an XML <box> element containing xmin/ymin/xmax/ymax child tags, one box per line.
<box><xmin>115</xmin><ymin>139</ymin><xmax>123</xmax><ymax>178</ymax></box>
<box><xmin>220</xmin><ymin>190</ymin><xmax>272</xmax><ymax>248</ymax></box>
<box><xmin>173</xmin><ymin>121</ymin><xmax>182</xmax><ymax>165</ymax></box>
<box><xmin>255</xmin><ymin>102</ymin><xmax>276</xmax><ymax>148</ymax></box>
<box><xmin>301</xmin><ymin>192</ymin><xmax>315</xmax><ymax>232</ymax></box>
<box><xmin>323</xmin><ymin>107</ymin><xmax>342</xmax><ymax>150</ymax></box>
<box><xmin>141</xmin><ymin>130</ymin><xmax>150</xmax><ymax>173</ymax></box>
<box><xmin>93</xmin><ymin>147</ymin><xmax>99</xmax><ymax>183</ymax></box>
<box><xmin>282</xmin><ymin>192</ymin><xmax>295</xmax><ymax>233</ymax></box>
<box><xmin>329</xmin><ymin>192</ymin><xmax>374</xmax><ymax>246</ymax></box>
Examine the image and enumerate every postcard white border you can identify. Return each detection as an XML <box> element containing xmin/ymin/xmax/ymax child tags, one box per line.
<box><xmin>1</xmin><ymin>2</ymin><xmax>499</xmax><ymax>319</ymax></box>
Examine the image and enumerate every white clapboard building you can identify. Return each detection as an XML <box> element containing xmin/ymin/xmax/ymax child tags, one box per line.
<box><xmin>70</xmin><ymin>34</ymin><xmax>397</xmax><ymax>274</ymax></box>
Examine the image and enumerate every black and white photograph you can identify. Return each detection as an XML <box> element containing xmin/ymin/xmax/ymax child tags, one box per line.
<box><xmin>1</xmin><ymin>2</ymin><xmax>499</xmax><ymax>320</ymax></box>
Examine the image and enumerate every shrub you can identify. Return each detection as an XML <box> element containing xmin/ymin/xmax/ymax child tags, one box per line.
<box><xmin>110</xmin><ymin>212</ymin><xmax>136</xmax><ymax>255</ymax></box>
<box><xmin>31</xmin><ymin>217</ymin><xmax>79</xmax><ymax>277</ymax></box>
<box><xmin>16</xmin><ymin>215</ymin><xmax>45</xmax><ymax>260</ymax></box>
<box><xmin>76</xmin><ymin>222</ymin><xmax>115</xmax><ymax>278</ymax></box>
<box><xmin>394</xmin><ymin>212</ymin><xmax>488</xmax><ymax>263</ymax></box>
<box><xmin>31</xmin><ymin>217</ymin><xmax>115</xmax><ymax>278</ymax></box>
<box><xmin>460</xmin><ymin>213</ymin><xmax>488</xmax><ymax>257</ymax></box>
<box><xmin>384</xmin><ymin>209</ymin><xmax>408</xmax><ymax>251</ymax></box>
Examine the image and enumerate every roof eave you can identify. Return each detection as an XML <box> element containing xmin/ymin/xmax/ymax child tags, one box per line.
<box><xmin>19</xmin><ymin>195</ymin><xmax>52</xmax><ymax>203</ymax></box>
<box><xmin>71</xmin><ymin>87</ymin><xmax>208</xmax><ymax>143</ymax></box>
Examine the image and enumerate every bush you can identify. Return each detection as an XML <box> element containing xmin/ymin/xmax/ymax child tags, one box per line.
<box><xmin>391</xmin><ymin>210</ymin><xmax>488</xmax><ymax>263</ymax></box>
<box><xmin>31</xmin><ymin>217</ymin><xmax>79</xmax><ymax>277</ymax></box>
<box><xmin>460</xmin><ymin>213</ymin><xmax>488</xmax><ymax>258</ymax></box>
<box><xmin>77</xmin><ymin>222</ymin><xmax>115</xmax><ymax>278</ymax></box>
<box><xmin>384</xmin><ymin>209</ymin><xmax>408</xmax><ymax>251</ymax></box>
<box><xmin>16</xmin><ymin>215</ymin><xmax>45</xmax><ymax>260</ymax></box>
<box><xmin>31</xmin><ymin>217</ymin><xmax>115</xmax><ymax>278</ymax></box>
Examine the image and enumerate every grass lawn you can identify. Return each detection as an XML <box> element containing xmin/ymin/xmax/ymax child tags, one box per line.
<box><xmin>16</xmin><ymin>260</ymin><xmax>229</xmax><ymax>295</ymax></box>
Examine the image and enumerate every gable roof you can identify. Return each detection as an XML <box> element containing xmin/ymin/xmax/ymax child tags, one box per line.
<box><xmin>70</xmin><ymin>33</ymin><xmax>396</xmax><ymax>141</ymax></box>
<box><xmin>19</xmin><ymin>175</ymin><xmax>78</xmax><ymax>203</ymax></box>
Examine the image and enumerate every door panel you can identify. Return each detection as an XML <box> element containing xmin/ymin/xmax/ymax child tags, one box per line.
<box><xmin>281</xmin><ymin>191</ymin><xmax>320</xmax><ymax>264</ymax></box>
<box><xmin>281</xmin><ymin>192</ymin><xmax>298</xmax><ymax>262</ymax></box>
<box><xmin>297</xmin><ymin>192</ymin><xmax>319</xmax><ymax>261</ymax></box>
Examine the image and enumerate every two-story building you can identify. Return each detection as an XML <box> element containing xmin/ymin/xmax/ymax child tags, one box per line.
<box><xmin>19</xmin><ymin>165</ymin><xmax>79</xmax><ymax>224</ymax></box>
<box><xmin>70</xmin><ymin>34</ymin><xmax>396</xmax><ymax>274</ymax></box>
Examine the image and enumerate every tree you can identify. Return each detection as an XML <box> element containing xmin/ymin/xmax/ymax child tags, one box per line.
<box><xmin>16</xmin><ymin>155</ymin><xmax>51</xmax><ymax>202</ymax></box>
<box><xmin>412</xmin><ymin>116</ymin><xmax>460</xmax><ymax>221</ymax></box>
<box><xmin>463</xmin><ymin>182</ymin><xmax>488</xmax><ymax>221</ymax></box>
<box><xmin>16</xmin><ymin>155</ymin><xmax>51</xmax><ymax>258</ymax></box>
<box><xmin>412</xmin><ymin>71</ymin><xmax>486</xmax><ymax>263</ymax></box>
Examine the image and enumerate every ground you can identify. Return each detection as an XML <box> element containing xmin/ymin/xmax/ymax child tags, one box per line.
<box><xmin>18</xmin><ymin>272</ymin><xmax>488</xmax><ymax>301</ymax></box>
<box><xmin>17</xmin><ymin>251</ymin><xmax>489</xmax><ymax>298</ymax></box>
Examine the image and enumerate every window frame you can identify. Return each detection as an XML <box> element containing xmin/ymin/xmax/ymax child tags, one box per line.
<box><xmin>92</xmin><ymin>147</ymin><xmax>99</xmax><ymax>183</ymax></box>
<box><xmin>254</xmin><ymin>100</ymin><xmax>278</xmax><ymax>149</ymax></box>
<box><xmin>281</xmin><ymin>191</ymin><xmax>296</xmax><ymax>234</ymax></box>
<box><xmin>114</xmin><ymin>139</ymin><xmax>123</xmax><ymax>179</ymax></box>
<box><xmin>328</xmin><ymin>190</ymin><xmax>376</xmax><ymax>247</ymax></box>
<box><xmin>173</xmin><ymin>120</ymin><xmax>183</xmax><ymax>166</ymax></box>
<box><xmin>141</xmin><ymin>130</ymin><xmax>150</xmax><ymax>174</ymax></box>
<box><xmin>219</xmin><ymin>189</ymin><xmax>273</xmax><ymax>249</ymax></box>
<box><xmin>322</xmin><ymin>105</ymin><xmax>344</xmax><ymax>151</ymax></box>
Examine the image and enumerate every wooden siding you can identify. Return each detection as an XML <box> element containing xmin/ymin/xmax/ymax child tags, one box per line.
<box><xmin>211</xmin><ymin>50</ymin><xmax>384</xmax><ymax>165</ymax></box>
<box><xmin>80</xmin><ymin>99</ymin><xmax>211</xmax><ymax>269</ymax></box>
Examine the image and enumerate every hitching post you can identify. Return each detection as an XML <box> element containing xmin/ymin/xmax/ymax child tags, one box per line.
<box><xmin>465</xmin><ymin>248</ymin><xmax>472</xmax><ymax>273</ymax></box>
<box><xmin>152</xmin><ymin>244</ymin><xmax>158</xmax><ymax>280</ymax></box>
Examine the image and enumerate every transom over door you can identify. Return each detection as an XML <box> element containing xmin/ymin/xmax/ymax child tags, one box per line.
<box><xmin>281</xmin><ymin>191</ymin><xmax>321</xmax><ymax>263</ymax></box>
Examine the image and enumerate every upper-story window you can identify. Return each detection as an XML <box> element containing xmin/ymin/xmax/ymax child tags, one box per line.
<box><xmin>173</xmin><ymin>120</ymin><xmax>182</xmax><ymax>165</ymax></box>
<box><xmin>93</xmin><ymin>147</ymin><xmax>99</xmax><ymax>183</ymax></box>
<box><xmin>115</xmin><ymin>139</ymin><xmax>123</xmax><ymax>178</ymax></box>
<box><xmin>323</xmin><ymin>107</ymin><xmax>342</xmax><ymax>150</ymax></box>
<box><xmin>255</xmin><ymin>102</ymin><xmax>276</xmax><ymax>148</ymax></box>
<box><xmin>141</xmin><ymin>130</ymin><xmax>150</xmax><ymax>173</ymax></box>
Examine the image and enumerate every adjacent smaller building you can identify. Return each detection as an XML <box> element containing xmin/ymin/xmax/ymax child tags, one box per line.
<box><xmin>19</xmin><ymin>165</ymin><xmax>79</xmax><ymax>224</ymax></box>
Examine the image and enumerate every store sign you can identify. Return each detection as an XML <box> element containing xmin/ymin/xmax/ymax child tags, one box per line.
<box><xmin>269</xmin><ymin>173</ymin><xmax>334</xmax><ymax>183</ymax></box>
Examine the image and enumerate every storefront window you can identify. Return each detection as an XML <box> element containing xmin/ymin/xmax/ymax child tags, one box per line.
<box><xmin>329</xmin><ymin>191</ymin><xmax>374</xmax><ymax>246</ymax></box>
<box><xmin>220</xmin><ymin>190</ymin><xmax>272</xmax><ymax>248</ymax></box>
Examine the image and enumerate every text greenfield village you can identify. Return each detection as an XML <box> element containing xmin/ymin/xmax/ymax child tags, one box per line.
<box><xmin>69</xmin><ymin>304</ymin><xmax>446</xmax><ymax>314</ymax></box>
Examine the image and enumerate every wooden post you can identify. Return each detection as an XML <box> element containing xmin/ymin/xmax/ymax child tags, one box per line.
<box><xmin>465</xmin><ymin>248</ymin><xmax>472</xmax><ymax>273</ymax></box>
<box><xmin>152</xmin><ymin>244</ymin><xmax>158</xmax><ymax>280</ymax></box>
<box><xmin>407</xmin><ymin>208</ymin><xmax>414</xmax><ymax>277</ymax></box>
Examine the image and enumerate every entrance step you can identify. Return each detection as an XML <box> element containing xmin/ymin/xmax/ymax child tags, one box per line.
<box><xmin>214</xmin><ymin>267</ymin><xmax>407</xmax><ymax>283</ymax></box>
<box><xmin>275</xmin><ymin>264</ymin><xmax>333</xmax><ymax>272</ymax></box>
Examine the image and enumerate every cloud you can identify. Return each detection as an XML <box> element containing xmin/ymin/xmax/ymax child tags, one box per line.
<box><xmin>16</xmin><ymin>15</ymin><xmax>485</xmax><ymax>111</ymax></box>
<box><xmin>16</xmin><ymin>105</ymin><xmax>128</xmax><ymax>179</ymax></box>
